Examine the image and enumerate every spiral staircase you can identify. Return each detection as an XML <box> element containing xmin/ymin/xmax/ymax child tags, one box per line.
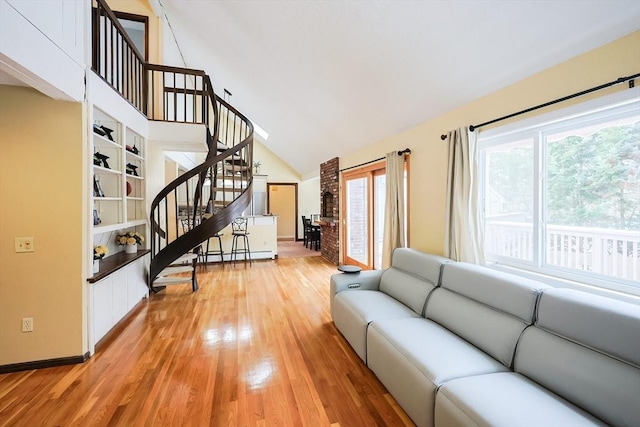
<box><xmin>148</xmin><ymin>89</ymin><xmax>254</xmax><ymax>292</ymax></box>
<box><xmin>93</xmin><ymin>0</ymin><xmax>254</xmax><ymax>293</ymax></box>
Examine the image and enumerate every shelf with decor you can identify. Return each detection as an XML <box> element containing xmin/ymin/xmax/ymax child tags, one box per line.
<box><xmin>91</xmin><ymin>108</ymin><xmax>147</xmax><ymax>233</ymax></box>
<box><xmin>125</xmin><ymin>128</ymin><xmax>145</xmax><ymax>223</ymax></box>
<box><xmin>90</xmin><ymin>106</ymin><xmax>148</xmax><ymax>278</ymax></box>
<box><xmin>92</xmin><ymin>108</ymin><xmax>122</xmax><ymax>231</ymax></box>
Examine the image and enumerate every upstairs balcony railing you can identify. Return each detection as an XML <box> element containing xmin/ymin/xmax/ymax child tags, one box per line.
<box><xmin>92</xmin><ymin>0</ymin><xmax>147</xmax><ymax>114</ymax></box>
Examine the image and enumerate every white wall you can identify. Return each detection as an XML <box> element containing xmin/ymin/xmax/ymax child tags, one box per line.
<box><xmin>0</xmin><ymin>0</ymin><xmax>86</xmax><ymax>101</ymax></box>
<box><xmin>161</xmin><ymin>6</ymin><xmax>187</xmax><ymax>68</ymax></box>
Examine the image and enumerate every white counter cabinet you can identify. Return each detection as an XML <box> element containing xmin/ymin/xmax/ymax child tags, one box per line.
<box><xmin>88</xmin><ymin>251</ymin><xmax>149</xmax><ymax>352</ymax></box>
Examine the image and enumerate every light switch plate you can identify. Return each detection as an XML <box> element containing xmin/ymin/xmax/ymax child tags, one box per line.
<box><xmin>15</xmin><ymin>237</ymin><xmax>34</xmax><ymax>253</ymax></box>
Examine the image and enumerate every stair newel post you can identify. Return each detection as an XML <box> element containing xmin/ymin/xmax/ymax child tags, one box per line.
<box><xmin>203</xmin><ymin>78</ymin><xmax>209</xmax><ymax>126</ymax></box>
<box><xmin>232</xmin><ymin>111</ymin><xmax>237</xmax><ymax>148</ymax></box>
<box><xmin>173</xmin><ymin>187</ymin><xmax>179</xmax><ymax>240</ymax></box>
<box><xmin>213</xmin><ymin>164</ymin><xmax>220</xmax><ymax>209</ymax></box>
<box><xmin>185</xmin><ymin>177</ymin><xmax>191</xmax><ymax>230</ymax></box>
<box><xmin>195</xmin><ymin>172</ymin><xmax>204</xmax><ymax>225</ymax></box>
<box><xmin>150</xmin><ymin>207</ymin><xmax>155</xmax><ymax>261</ymax></box>
<box><xmin>248</xmin><ymin>132</ymin><xmax>253</xmax><ymax>191</ymax></box>
<box><xmin>207</xmin><ymin>166</ymin><xmax>214</xmax><ymax>213</ymax></box>
<box><xmin>166</xmin><ymin>198</ymin><xmax>171</xmax><ymax>249</ymax></box>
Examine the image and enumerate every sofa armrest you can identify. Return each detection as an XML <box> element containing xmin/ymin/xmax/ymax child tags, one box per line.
<box><xmin>331</xmin><ymin>270</ymin><xmax>384</xmax><ymax>295</ymax></box>
<box><xmin>330</xmin><ymin>270</ymin><xmax>384</xmax><ymax>319</ymax></box>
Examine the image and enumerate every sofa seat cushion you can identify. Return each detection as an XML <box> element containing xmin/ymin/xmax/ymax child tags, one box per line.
<box><xmin>435</xmin><ymin>372</ymin><xmax>607</xmax><ymax>427</ymax></box>
<box><xmin>333</xmin><ymin>290</ymin><xmax>419</xmax><ymax>361</ymax></box>
<box><xmin>369</xmin><ymin>317</ymin><xmax>508</xmax><ymax>384</ymax></box>
<box><xmin>366</xmin><ymin>318</ymin><xmax>508</xmax><ymax>427</ymax></box>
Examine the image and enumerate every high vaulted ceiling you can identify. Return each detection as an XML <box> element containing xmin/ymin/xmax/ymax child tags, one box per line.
<box><xmin>159</xmin><ymin>0</ymin><xmax>640</xmax><ymax>177</ymax></box>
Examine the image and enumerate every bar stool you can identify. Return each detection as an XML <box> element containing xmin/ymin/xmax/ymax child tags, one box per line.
<box><xmin>230</xmin><ymin>217</ymin><xmax>252</xmax><ymax>266</ymax></box>
<box><xmin>203</xmin><ymin>233</ymin><xmax>224</xmax><ymax>268</ymax></box>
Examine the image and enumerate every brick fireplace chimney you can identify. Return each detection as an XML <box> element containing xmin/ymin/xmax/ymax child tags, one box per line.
<box><xmin>319</xmin><ymin>157</ymin><xmax>339</xmax><ymax>265</ymax></box>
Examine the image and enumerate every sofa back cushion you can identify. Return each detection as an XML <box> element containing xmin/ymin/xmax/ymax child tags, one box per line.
<box><xmin>535</xmin><ymin>288</ymin><xmax>640</xmax><ymax>366</ymax></box>
<box><xmin>378</xmin><ymin>249</ymin><xmax>449</xmax><ymax>315</ymax></box>
<box><xmin>426</xmin><ymin>263</ymin><xmax>549</xmax><ymax>367</ymax></box>
<box><xmin>515</xmin><ymin>288</ymin><xmax>640</xmax><ymax>427</ymax></box>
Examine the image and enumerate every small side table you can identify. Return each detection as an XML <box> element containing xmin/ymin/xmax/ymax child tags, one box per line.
<box><xmin>337</xmin><ymin>265</ymin><xmax>362</xmax><ymax>274</ymax></box>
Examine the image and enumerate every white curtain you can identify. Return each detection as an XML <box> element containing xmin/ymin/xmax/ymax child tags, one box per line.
<box><xmin>382</xmin><ymin>151</ymin><xmax>406</xmax><ymax>268</ymax></box>
<box><xmin>444</xmin><ymin>128</ymin><xmax>485</xmax><ymax>264</ymax></box>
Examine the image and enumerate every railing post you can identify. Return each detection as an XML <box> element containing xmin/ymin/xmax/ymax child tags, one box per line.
<box><xmin>592</xmin><ymin>236</ymin><xmax>603</xmax><ymax>274</ymax></box>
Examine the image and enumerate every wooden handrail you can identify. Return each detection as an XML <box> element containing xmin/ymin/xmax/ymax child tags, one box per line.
<box><xmin>146</xmin><ymin>63</ymin><xmax>207</xmax><ymax>76</ymax></box>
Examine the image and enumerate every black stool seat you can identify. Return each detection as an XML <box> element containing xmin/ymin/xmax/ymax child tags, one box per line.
<box><xmin>202</xmin><ymin>233</ymin><xmax>224</xmax><ymax>267</ymax></box>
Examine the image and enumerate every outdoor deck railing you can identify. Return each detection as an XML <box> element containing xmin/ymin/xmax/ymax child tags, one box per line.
<box><xmin>486</xmin><ymin>221</ymin><xmax>640</xmax><ymax>282</ymax></box>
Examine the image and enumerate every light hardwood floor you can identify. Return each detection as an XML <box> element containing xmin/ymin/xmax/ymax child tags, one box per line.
<box><xmin>0</xmin><ymin>256</ymin><xmax>413</xmax><ymax>426</ymax></box>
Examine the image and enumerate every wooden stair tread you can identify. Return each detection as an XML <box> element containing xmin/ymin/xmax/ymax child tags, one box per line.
<box><xmin>153</xmin><ymin>276</ymin><xmax>193</xmax><ymax>286</ymax></box>
<box><xmin>171</xmin><ymin>253</ymin><xmax>198</xmax><ymax>264</ymax></box>
<box><xmin>215</xmin><ymin>175</ymin><xmax>247</xmax><ymax>181</ymax></box>
<box><xmin>212</xmin><ymin>187</ymin><xmax>243</xmax><ymax>191</ymax></box>
<box><xmin>158</xmin><ymin>266</ymin><xmax>193</xmax><ymax>275</ymax></box>
<box><xmin>222</xmin><ymin>164</ymin><xmax>250</xmax><ymax>171</ymax></box>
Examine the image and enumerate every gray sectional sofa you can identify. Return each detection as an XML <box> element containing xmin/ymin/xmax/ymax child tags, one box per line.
<box><xmin>330</xmin><ymin>248</ymin><xmax>640</xmax><ymax>427</ymax></box>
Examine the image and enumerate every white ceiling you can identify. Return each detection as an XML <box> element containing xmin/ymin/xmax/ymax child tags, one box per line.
<box><xmin>1</xmin><ymin>2</ymin><xmax>633</xmax><ymax>176</ymax></box>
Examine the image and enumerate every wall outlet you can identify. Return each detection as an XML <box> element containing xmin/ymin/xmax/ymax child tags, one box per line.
<box><xmin>22</xmin><ymin>317</ymin><xmax>34</xmax><ymax>332</ymax></box>
<box><xmin>15</xmin><ymin>237</ymin><xmax>35</xmax><ymax>253</ymax></box>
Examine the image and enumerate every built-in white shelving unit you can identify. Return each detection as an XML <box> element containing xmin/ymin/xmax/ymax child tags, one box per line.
<box><xmin>88</xmin><ymin>102</ymin><xmax>149</xmax><ymax>353</ymax></box>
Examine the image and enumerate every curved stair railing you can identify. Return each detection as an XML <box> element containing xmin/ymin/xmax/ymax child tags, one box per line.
<box><xmin>92</xmin><ymin>0</ymin><xmax>254</xmax><ymax>292</ymax></box>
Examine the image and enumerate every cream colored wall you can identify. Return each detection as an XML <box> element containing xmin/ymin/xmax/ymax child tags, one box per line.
<box><xmin>340</xmin><ymin>31</ymin><xmax>640</xmax><ymax>257</ymax></box>
<box><xmin>253</xmin><ymin>139</ymin><xmax>321</xmax><ymax>239</ymax></box>
<box><xmin>268</xmin><ymin>185</ymin><xmax>296</xmax><ymax>240</ymax></box>
<box><xmin>0</xmin><ymin>86</ymin><xmax>85</xmax><ymax>365</ymax></box>
<box><xmin>253</xmin><ymin>139</ymin><xmax>301</xmax><ymax>182</ymax></box>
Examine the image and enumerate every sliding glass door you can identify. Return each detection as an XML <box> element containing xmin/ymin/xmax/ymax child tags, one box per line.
<box><xmin>345</xmin><ymin>173</ymin><xmax>370</xmax><ymax>268</ymax></box>
<box><xmin>342</xmin><ymin>160</ymin><xmax>409</xmax><ymax>270</ymax></box>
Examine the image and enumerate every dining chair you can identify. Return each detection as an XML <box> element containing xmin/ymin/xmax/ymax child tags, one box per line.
<box><xmin>302</xmin><ymin>215</ymin><xmax>310</xmax><ymax>246</ymax></box>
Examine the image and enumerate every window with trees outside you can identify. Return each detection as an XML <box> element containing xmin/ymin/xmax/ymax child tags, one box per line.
<box><xmin>479</xmin><ymin>88</ymin><xmax>639</xmax><ymax>296</ymax></box>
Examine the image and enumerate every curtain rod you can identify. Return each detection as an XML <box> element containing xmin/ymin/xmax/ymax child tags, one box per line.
<box><xmin>439</xmin><ymin>73</ymin><xmax>639</xmax><ymax>140</ymax></box>
<box><xmin>339</xmin><ymin>148</ymin><xmax>411</xmax><ymax>172</ymax></box>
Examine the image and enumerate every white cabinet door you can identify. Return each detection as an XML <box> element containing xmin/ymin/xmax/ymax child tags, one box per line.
<box><xmin>111</xmin><ymin>269</ymin><xmax>128</xmax><ymax>323</ymax></box>
<box><xmin>90</xmin><ymin>255</ymin><xmax>149</xmax><ymax>349</ymax></box>
<box><xmin>127</xmin><ymin>257</ymin><xmax>148</xmax><ymax>310</ymax></box>
<box><xmin>92</xmin><ymin>276</ymin><xmax>113</xmax><ymax>343</ymax></box>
